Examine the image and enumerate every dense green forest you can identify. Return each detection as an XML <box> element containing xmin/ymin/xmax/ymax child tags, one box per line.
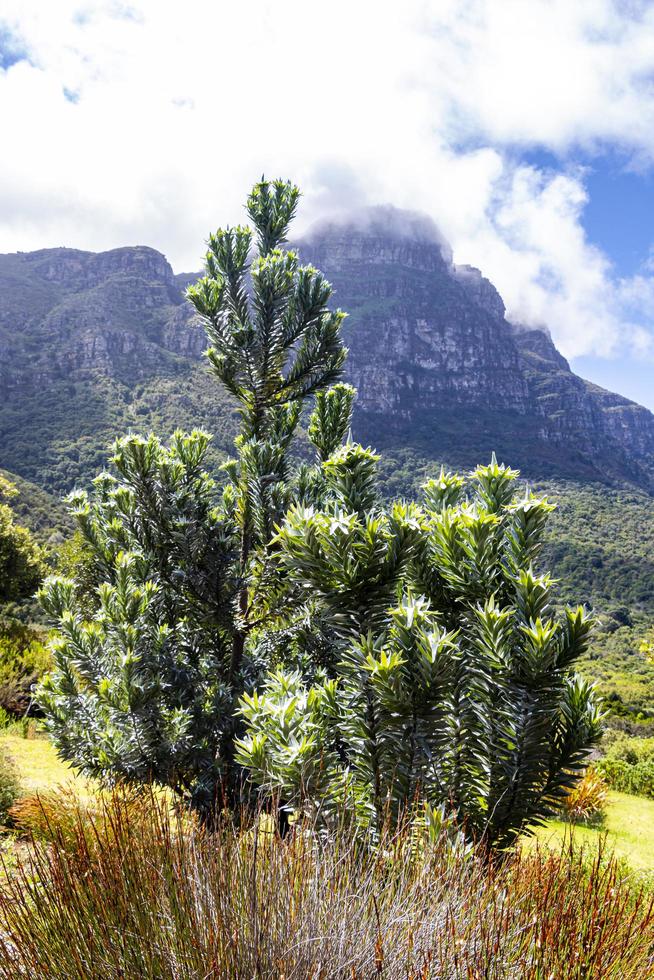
<box><xmin>0</xmin><ymin>364</ymin><xmax>239</xmax><ymax>495</ymax></box>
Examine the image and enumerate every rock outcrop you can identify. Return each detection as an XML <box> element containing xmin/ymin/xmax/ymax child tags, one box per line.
<box><xmin>297</xmin><ymin>209</ymin><xmax>654</xmax><ymax>484</ymax></box>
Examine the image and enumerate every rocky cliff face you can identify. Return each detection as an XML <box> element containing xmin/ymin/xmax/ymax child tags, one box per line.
<box><xmin>296</xmin><ymin>209</ymin><xmax>654</xmax><ymax>484</ymax></box>
<box><xmin>0</xmin><ymin>246</ymin><xmax>190</xmax><ymax>396</ymax></box>
<box><xmin>297</xmin><ymin>213</ymin><xmax>530</xmax><ymax>416</ymax></box>
<box><xmin>1</xmin><ymin>209</ymin><xmax>653</xmax><ymax>493</ymax></box>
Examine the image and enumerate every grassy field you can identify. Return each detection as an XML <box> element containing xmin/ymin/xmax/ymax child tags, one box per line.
<box><xmin>532</xmin><ymin>791</ymin><xmax>654</xmax><ymax>878</ymax></box>
<box><xmin>3</xmin><ymin>733</ymin><xmax>653</xmax><ymax>880</ymax></box>
<box><xmin>1</xmin><ymin>732</ymin><xmax>89</xmax><ymax>796</ymax></box>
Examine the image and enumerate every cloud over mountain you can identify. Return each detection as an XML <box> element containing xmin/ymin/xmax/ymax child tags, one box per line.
<box><xmin>1</xmin><ymin>0</ymin><xmax>654</xmax><ymax>364</ymax></box>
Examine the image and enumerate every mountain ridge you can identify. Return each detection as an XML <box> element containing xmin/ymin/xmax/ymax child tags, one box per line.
<box><xmin>1</xmin><ymin>208</ymin><xmax>653</xmax><ymax>494</ymax></box>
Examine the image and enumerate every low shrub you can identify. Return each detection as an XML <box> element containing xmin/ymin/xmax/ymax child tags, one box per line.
<box><xmin>596</xmin><ymin>734</ymin><xmax>654</xmax><ymax>798</ymax></box>
<box><xmin>0</xmin><ymin>792</ymin><xmax>652</xmax><ymax>978</ymax></box>
<box><xmin>0</xmin><ymin>714</ymin><xmax>38</xmax><ymax>738</ymax></box>
<box><xmin>0</xmin><ymin>619</ymin><xmax>50</xmax><ymax>717</ymax></box>
<box><xmin>0</xmin><ymin>750</ymin><xmax>21</xmax><ymax>825</ymax></box>
<box><xmin>596</xmin><ymin>758</ymin><xmax>654</xmax><ymax>798</ymax></box>
<box><xmin>561</xmin><ymin>767</ymin><xmax>608</xmax><ymax>824</ymax></box>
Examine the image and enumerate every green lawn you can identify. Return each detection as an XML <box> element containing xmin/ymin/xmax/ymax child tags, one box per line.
<box><xmin>536</xmin><ymin>790</ymin><xmax>654</xmax><ymax>876</ymax></box>
<box><xmin>2</xmin><ymin>734</ymin><xmax>653</xmax><ymax>880</ymax></box>
<box><xmin>1</xmin><ymin>733</ymin><xmax>90</xmax><ymax>796</ymax></box>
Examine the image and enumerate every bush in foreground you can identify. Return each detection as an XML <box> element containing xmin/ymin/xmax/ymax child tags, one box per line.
<box><xmin>0</xmin><ymin>792</ymin><xmax>652</xmax><ymax>979</ymax></box>
<box><xmin>239</xmin><ymin>454</ymin><xmax>602</xmax><ymax>847</ymax></box>
<box><xmin>38</xmin><ymin>177</ymin><xmax>601</xmax><ymax>849</ymax></box>
<box><xmin>38</xmin><ymin>178</ymin><xmax>349</xmax><ymax>819</ymax></box>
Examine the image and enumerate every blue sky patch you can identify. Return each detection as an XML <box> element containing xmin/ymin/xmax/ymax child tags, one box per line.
<box><xmin>582</xmin><ymin>164</ymin><xmax>654</xmax><ymax>278</ymax></box>
<box><xmin>0</xmin><ymin>24</ymin><xmax>28</xmax><ymax>71</ymax></box>
<box><xmin>571</xmin><ymin>354</ymin><xmax>654</xmax><ymax>411</ymax></box>
<box><xmin>522</xmin><ymin>147</ymin><xmax>654</xmax><ymax>277</ymax></box>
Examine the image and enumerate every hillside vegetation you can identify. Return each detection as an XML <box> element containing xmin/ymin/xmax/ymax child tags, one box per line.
<box><xmin>0</xmin><ymin>365</ymin><xmax>239</xmax><ymax>495</ymax></box>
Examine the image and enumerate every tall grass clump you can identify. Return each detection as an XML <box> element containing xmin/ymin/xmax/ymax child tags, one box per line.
<box><xmin>561</xmin><ymin>767</ymin><xmax>609</xmax><ymax>825</ymax></box>
<box><xmin>0</xmin><ymin>792</ymin><xmax>652</xmax><ymax>979</ymax></box>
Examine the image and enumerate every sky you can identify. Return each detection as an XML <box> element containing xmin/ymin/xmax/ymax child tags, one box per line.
<box><xmin>0</xmin><ymin>1</ymin><xmax>653</xmax><ymax>409</ymax></box>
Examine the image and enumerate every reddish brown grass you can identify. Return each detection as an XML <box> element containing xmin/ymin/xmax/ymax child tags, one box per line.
<box><xmin>0</xmin><ymin>791</ymin><xmax>651</xmax><ymax>978</ymax></box>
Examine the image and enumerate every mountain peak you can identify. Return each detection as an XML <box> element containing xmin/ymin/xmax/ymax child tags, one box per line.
<box><xmin>5</xmin><ymin>245</ymin><xmax>175</xmax><ymax>291</ymax></box>
<box><xmin>300</xmin><ymin>205</ymin><xmax>453</xmax><ymax>264</ymax></box>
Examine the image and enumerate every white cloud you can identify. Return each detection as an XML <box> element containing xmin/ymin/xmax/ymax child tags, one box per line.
<box><xmin>422</xmin><ymin>0</ymin><xmax>654</xmax><ymax>153</ymax></box>
<box><xmin>1</xmin><ymin>0</ymin><xmax>654</xmax><ymax>362</ymax></box>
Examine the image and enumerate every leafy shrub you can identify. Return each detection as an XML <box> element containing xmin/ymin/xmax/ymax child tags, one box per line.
<box><xmin>239</xmin><ymin>455</ymin><xmax>602</xmax><ymax>848</ymax></box>
<box><xmin>0</xmin><ymin>619</ymin><xmax>50</xmax><ymax>716</ymax></box>
<box><xmin>0</xmin><ymin>475</ymin><xmax>45</xmax><ymax>606</ymax></box>
<box><xmin>0</xmin><ymin>749</ymin><xmax>21</xmax><ymax>824</ymax></box>
<box><xmin>561</xmin><ymin>768</ymin><xmax>608</xmax><ymax>824</ymax></box>
<box><xmin>0</xmin><ymin>793</ymin><xmax>652</xmax><ymax>979</ymax></box>
<box><xmin>596</xmin><ymin>758</ymin><xmax>654</xmax><ymax>798</ymax></box>
<box><xmin>0</xmin><ymin>709</ymin><xmax>34</xmax><ymax>737</ymax></box>
<box><xmin>38</xmin><ymin>178</ymin><xmax>600</xmax><ymax>850</ymax></box>
<box><xmin>596</xmin><ymin>734</ymin><xmax>654</xmax><ymax>798</ymax></box>
<box><xmin>38</xmin><ymin>178</ymin><xmax>349</xmax><ymax>821</ymax></box>
<box><xmin>602</xmin><ymin>733</ymin><xmax>654</xmax><ymax>764</ymax></box>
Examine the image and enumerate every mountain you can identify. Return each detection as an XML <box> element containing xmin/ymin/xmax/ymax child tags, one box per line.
<box><xmin>0</xmin><ymin>246</ymin><xmax>238</xmax><ymax>492</ymax></box>
<box><xmin>1</xmin><ymin>208</ymin><xmax>654</xmax><ymax>497</ymax></box>
<box><xmin>298</xmin><ymin>208</ymin><xmax>654</xmax><ymax>486</ymax></box>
